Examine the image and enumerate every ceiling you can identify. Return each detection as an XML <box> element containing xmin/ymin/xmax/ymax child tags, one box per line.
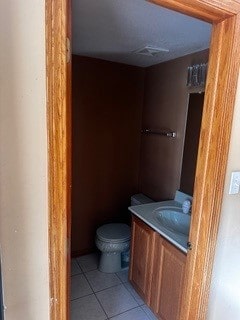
<box><xmin>72</xmin><ymin>0</ymin><xmax>212</xmax><ymax>67</ymax></box>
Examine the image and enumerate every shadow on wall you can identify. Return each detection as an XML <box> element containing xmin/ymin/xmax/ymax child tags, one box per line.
<box><xmin>180</xmin><ymin>92</ymin><xmax>204</xmax><ymax>195</ymax></box>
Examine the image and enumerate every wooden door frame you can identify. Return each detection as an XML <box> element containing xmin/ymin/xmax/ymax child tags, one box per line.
<box><xmin>45</xmin><ymin>1</ymin><xmax>240</xmax><ymax>319</ymax></box>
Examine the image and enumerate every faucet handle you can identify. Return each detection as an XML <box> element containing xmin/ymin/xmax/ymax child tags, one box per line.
<box><xmin>182</xmin><ymin>199</ymin><xmax>192</xmax><ymax>214</ymax></box>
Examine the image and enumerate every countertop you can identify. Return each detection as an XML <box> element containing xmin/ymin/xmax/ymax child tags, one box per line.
<box><xmin>128</xmin><ymin>200</ymin><xmax>188</xmax><ymax>253</ymax></box>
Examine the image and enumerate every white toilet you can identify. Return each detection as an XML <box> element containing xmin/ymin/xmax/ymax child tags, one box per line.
<box><xmin>95</xmin><ymin>194</ymin><xmax>153</xmax><ymax>273</ymax></box>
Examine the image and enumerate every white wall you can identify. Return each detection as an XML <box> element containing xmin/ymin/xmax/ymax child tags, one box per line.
<box><xmin>208</xmin><ymin>74</ymin><xmax>240</xmax><ymax>319</ymax></box>
<box><xmin>0</xmin><ymin>1</ymin><xmax>49</xmax><ymax>319</ymax></box>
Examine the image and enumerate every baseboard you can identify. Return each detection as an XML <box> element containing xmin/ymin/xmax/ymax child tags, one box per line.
<box><xmin>71</xmin><ymin>248</ymin><xmax>96</xmax><ymax>258</ymax></box>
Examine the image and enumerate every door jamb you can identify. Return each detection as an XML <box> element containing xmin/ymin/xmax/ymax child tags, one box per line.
<box><xmin>45</xmin><ymin>1</ymin><xmax>240</xmax><ymax>319</ymax></box>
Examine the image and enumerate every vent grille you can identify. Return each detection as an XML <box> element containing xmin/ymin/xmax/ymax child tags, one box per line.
<box><xmin>133</xmin><ymin>45</ymin><xmax>169</xmax><ymax>57</ymax></box>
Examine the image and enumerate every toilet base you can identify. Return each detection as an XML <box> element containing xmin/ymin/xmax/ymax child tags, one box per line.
<box><xmin>98</xmin><ymin>252</ymin><xmax>122</xmax><ymax>273</ymax></box>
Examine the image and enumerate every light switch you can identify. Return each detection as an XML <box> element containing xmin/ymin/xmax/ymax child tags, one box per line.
<box><xmin>229</xmin><ymin>171</ymin><xmax>240</xmax><ymax>195</ymax></box>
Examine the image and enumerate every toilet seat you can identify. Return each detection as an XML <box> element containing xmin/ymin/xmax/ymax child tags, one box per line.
<box><xmin>96</xmin><ymin>223</ymin><xmax>130</xmax><ymax>244</ymax></box>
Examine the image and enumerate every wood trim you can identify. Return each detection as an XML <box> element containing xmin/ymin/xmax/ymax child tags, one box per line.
<box><xmin>149</xmin><ymin>0</ymin><xmax>240</xmax><ymax>22</ymax></box>
<box><xmin>66</xmin><ymin>1</ymin><xmax>72</xmax><ymax>317</ymax></box>
<box><xmin>46</xmin><ymin>0</ymin><xmax>240</xmax><ymax>320</ymax></box>
<box><xmin>181</xmin><ymin>13</ymin><xmax>240</xmax><ymax>320</ymax></box>
<box><xmin>46</xmin><ymin>0</ymin><xmax>71</xmax><ymax>320</ymax></box>
<box><xmin>146</xmin><ymin>4</ymin><xmax>240</xmax><ymax>318</ymax></box>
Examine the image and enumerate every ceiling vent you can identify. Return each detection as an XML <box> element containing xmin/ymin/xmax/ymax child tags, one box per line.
<box><xmin>133</xmin><ymin>45</ymin><xmax>169</xmax><ymax>57</ymax></box>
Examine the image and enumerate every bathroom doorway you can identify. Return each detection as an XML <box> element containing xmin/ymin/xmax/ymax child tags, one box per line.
<box><xmin>70</xmin><ymin>2</ymin><xmax>209</xmax><ymax>318</ymax></box>
<box><xmin>45</xmin><ymin>3</ymin><xmax>240</xmax><ymax>319</ymax></box>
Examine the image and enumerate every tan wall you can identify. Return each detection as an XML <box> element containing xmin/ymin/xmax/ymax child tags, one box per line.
<box><xmin>0</xmin><ymin>1</ymin><xmax>49</xmax><ymax>319</ymax></box>
<box><xmin>207</xmin><ymin>73</ymin><xmax>240</xmax><ymax>320</ymax></box>
<box><xmin>72</xmin><ymin>56</ymin><xmax>144</xmax><ymax>255</ymax></box>
<box><xmin>139</xmin><ymin>50</ymin><xmax>208</xmax><ymax>201</ymax></box>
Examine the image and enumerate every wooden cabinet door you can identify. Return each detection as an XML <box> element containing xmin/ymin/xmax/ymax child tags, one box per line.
<box><xmin>151</xmin><ymin>235</ymin><xmax>186</xmax><ymax>320</ymax></box>
<box><xmin>129</xmin><ymin>216</ymin><xmax>155</xmax><ymax>304</ymax></box>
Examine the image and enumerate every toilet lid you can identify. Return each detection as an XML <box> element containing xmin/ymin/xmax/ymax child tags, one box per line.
<box><xmin>97</xmin><ymin>223</ymin><xmax>131</xmax><ymax>243</ymax></box>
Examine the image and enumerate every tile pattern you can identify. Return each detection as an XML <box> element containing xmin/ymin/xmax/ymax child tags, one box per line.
<box><xmin>123</xmin><ymin>282</ymin><xmax>145</xmax><ymax>306</ymax></box>
<box><xmin>116</xmin><ymin>270</ymin><xmax>129</xmax><ymax>283</ymax></box>
<box><xmin>141</xmin><ymin>305</ymin><xmax>158</xmax><ymax>320</ymax></box>
<box><xmin>85</xmin><ymin>269</ymin><xmax>121</xmax><ymax>292</ymax></box>
<box><xmin>71</xmin><ymin>274</ymin><xmax>93</xmax><ymax>300</ymax></box>
<box><xmin>71</xmin><ymin>294</ymin><xmax>107</xmax><ymax>320</ymax></box>
<box><xmin>109</xmin><ymin>307</ymin><xmax>153</xmax><ymax>320</ymax></box>
<box><xmin>96</xmin><ymin>284</ymin><xmax>138</xmax><ymax>318</ymax></box>
<box><xmin>71</xmin><ymin>254</ymin><xmax>158</xmax><ymax>320</ymax></box>
<box><xmin>71</xmin><ymin>258</ymin><xmax>82</xmax><ymax>276</ymax></box>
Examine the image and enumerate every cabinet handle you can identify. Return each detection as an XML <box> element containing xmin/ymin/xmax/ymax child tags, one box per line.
<box><xmin>187</xmin><ymin>241</ymin><xmax>192</xmax><ymax>250</ymax></box>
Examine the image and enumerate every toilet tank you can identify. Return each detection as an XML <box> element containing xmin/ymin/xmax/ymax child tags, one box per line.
<box><xmin>131</xmin><ymin>193</ymin><xmax>153</xmax><ymax>206</ymax></box>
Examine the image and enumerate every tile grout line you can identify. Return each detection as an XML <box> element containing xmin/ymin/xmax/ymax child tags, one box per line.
<box><xmin>80</xmin><ymin>266</ymin><xmax>138</xmax><ymax>318</ymax></box>
<box><xmin>70</xmin><ymin>292</ymin><xmax>95</xmax><ymax>302</ymax></box>
<box><xmin>70</xmin><ymin>272</ymin><xmax>95</xmax><ymax>301</ymax></box>
<box><xmin>114</xmin><ymin>271</ymin><xmax>127</xmax><ymax>284</ymax></box>
<box><xmin>72</xmin><ymin>256</ymin><xmax>152</xmax><ymax>319</ymax></box>
<box><xmin>74</xmin><ymin>257</ymin><xmax>84</xmax><ymax>273</ymax></box>
<box><xmin>92</xmin><ymin>281</ymin><xmax>142</xmax><ymax>318</ymax></box>
<box><xmin>141</xmin><ymin>305</ymin><xmax>157</xmax><ymax>320</ymax></box>
<box><xmin>113</xmin><ymin>271</ymin><xmax>153</xmax><ymax>319</ymax></box>
<box><xmin>114</xmin><ymin>271</ymin><xmax>146</xmax><ymax>306</ymax></box>
<box><xmin>71</xmin><ymin>294</ymin><xmax>152</xmax><ymax>320</ymax></box>
<box><xmin>71</xmin><ymin>271</ymin><xmax>83</xmax><ymax>278</ymax></box>
<box><xmin>81</xmin><ymin>269</ymin><xmax>109</xmax><ymax>320</ymax></box>
<box><xmin>122</xmin><ymin>282</ymin><xmax>145</xmax><ymax>307</ymax></box>
<box><xmin>108</xmin><ymin>305</ymin><xmax>146</xmax><ymax>319</ymax></box>
<box><xmin>86</xmin><ymin>282</ymin><xmax>126</xmax><ymax>294</ymax></box>
<box><xmin>94</xmin><ymin>292</ymin><xmax>110</xmax><ymax>320</ymax></box>
<box><xmin>116</xmin><ymin>270</ymin><xmax>146</xmax><ymax>307</ymax></box>
<box><xmin>71</xmin><ymin>258</ymin><xmax>84</xmax><ymax>277</ymax></box>
<box><xmin>82</xmin><ymin>266</ymin><xmax>135</xmax><ymax>318</ymax></box>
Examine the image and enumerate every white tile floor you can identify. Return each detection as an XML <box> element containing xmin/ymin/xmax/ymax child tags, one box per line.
<box><xmin>71</xmin><ymin>253</ymin><xmax>157</xmax><ymax>320</ymax></box>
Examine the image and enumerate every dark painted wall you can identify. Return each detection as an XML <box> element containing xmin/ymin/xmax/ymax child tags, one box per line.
<box><xmin>72</xmin><ymin>50</ymin><xmax>208</xmax><ymax>255</ymax></box>
<box><xmin>72</xmin><ymin>55</ymin><xmax>145</xmax><ymax>255</ymax></box>
<box><xmin>180</xmin><ymin>93</ymin><xmax>204</xmax><ymax>195</ymax></box>
<box><xmin>139</xmin><ymin>50</ymin><xmax>209</xmax><ymax>200</ymax></box>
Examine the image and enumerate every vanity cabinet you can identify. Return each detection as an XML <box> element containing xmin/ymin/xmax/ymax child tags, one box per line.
<box><xmin>129</xmin><ymin>215</ymin><xmax>186</xmax><ymax>320</ymax></box>
<box><xmin>150</xmin><ymin>234</ymin><xmax>186</xmax><ymax>320</ymax></box>
<box><xmin>129</xmin><ymin>216</ymin><xmax>155</xmax><ymax>304</ymax></box>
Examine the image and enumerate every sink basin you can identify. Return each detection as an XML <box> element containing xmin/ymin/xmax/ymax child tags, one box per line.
<box><xmin>153</xmin><ymin>206</ymin><xmax>190</xmax><ymax>235</ymax></box>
